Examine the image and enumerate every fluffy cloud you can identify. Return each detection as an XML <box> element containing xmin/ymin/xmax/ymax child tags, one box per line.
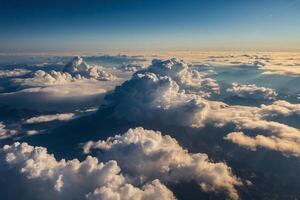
<box><xmin>139</xmin><ymin>58</ymin><xmax>220</xmax><ymax>95</ymax></box>
<box><xmin>227</xmin><ymin>83</ymin><xmax>277</xmax><ymax>100</ymax></box>
<box><xmin>225</xmin><ymin>131</ymin><xmax>300</xmax><ymax>157</ymax></box>
<box><xmin>83</xmin><ymin>127</ymin><xmax>241</xmax><ymax>200</ymax></box>
<box><xmin>0</xmin><ymin>142</ymin><xmax>176</xmax><ymax>200</ymax></box>
<box><xmin>18</xmin><ymin>70</ymin><xmax>75</xmax><ymax>86</ymax></box>
<box><xmin>63</xmin><ymin>56</ymin><xmax>116</xmax><ymax>81</ymax></box>
<box><xmin>105</xmin><ymin>58</ymin><xmax>220</xmax><ymax>127</ymax></box>
<box><xmin>260</xmin><ymin>100</ymin><xmax>300</xmax><ymax>117</ymax></box>
<box><xmin>212</xmin><ymin>102</ymin><xmax>300</xmax><ymax>157</ymax></box>
<box><xmin>14</xmin><ymin>56</ymin><xmax>116</xmax><ymax>88</ymax></box>
<box><xmin>121</xmin><ymin>64</ymin><xmax>144</xmax><ymax>72</ymax></box>
<box><xmin>24</xmin><ymin>113</ymin><xmax>75</xmax><ymax>124</ymax></box>
<box><xmin>0</xmin><ymin>80</ymin><xmax>109</xmax><ymax>111</ymax></box>
<box><xmin>0</xmin><ymin>68</ymin><xmax>31</xmax><ymax>78</ymax></box>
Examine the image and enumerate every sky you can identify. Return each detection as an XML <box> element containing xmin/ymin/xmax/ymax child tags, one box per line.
<box><xmin>1</xmin><ymin>0</ymin><xmax>300</xmax><ymax>53</ymax></box>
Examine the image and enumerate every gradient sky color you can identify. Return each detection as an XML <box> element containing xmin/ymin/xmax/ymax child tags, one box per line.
<box><xmin>1</xmin><ymin>0</ymin><xmax>300</xmax><ymax>52</ymax></box>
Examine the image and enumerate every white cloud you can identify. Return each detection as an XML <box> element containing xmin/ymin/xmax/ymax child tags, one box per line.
<box><xmin>105</xmin><ymin>58</ymin><xmax>220</xmax><ymax>127</ymax></box>
<box><xmin>1</xmin><ymin>142</ymin><xmax>176</xmax><ymax>200</ymax></box>
<box><xmin>63</xmin><ymin>56</ymin><xmax>116</xmax><ymax>81</ymax></box>
<box><xmin>83</xmin><ymin>127</ymin><xmax>241</xmax><ymax>200</ymax></box>
<box><xmin>24</xmin><ymin>113</ymin><xmax>75</xmax><ymax>124</ymax></box>
<box><xmin>260</xmin><ymin>100</ymin><xmax>300</xmax><ymax>117</ymax></box>
<box><xmin>225</xmin><ymin>131</ymin><xmax>300</xmax><ymax>157</ymax></box>
<box><xmin>227</xmin><ymin>83</ymin><xmax>277</xmax><ymax>100</ymax></box>
<box><xmin>26</xmin><ymin>130</ymin><xmax>40</xmax><ymax>136</ymax></box>
<box><xmin>121</xmin><ymin>63</ymin><xmax>144</xmax><ymax>72</ymax></box>
<box><xmin>18</xmin><ymin>70</ymin><xmax>75</xmax><ymax>86</ymax></box>
<box><xmin>141</xmin><ymin>58</ymin><xmax>220</xmax><ymax>95</ymax></box>
<box><xmin>14</xmin><ymin>57</ymin><xmax>117</xmax><ymax>87</ymax></box>
<box><xmin>0</xmin><ymin>68</ymin><xmax>31</xmax><ymax>78</ymax></box>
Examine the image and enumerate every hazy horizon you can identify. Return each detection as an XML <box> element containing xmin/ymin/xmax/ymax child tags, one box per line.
<box><xmin>1</xmin><ymin>0</ymin><xmax>300</xmax><ymax>52</ymax></box>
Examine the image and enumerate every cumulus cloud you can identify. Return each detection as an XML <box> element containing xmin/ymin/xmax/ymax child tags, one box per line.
<box><xmin>0</xmin><ymin>68</ymin><xmax>31</xmax><ymax>78</ymax></box>
<box><xmin>15</xmin><ymin>57</ymin><xmax>116</xmax><ymax>88</ymax></box>
<box><xmin>24</xmin><ymin>113</ymin><xmax>75</xmax><ymax>124</ymax></box>
<box><xmin>63</xmin><ymin>56</ymin><xmax>116</xmax><ymax>81</ymax></box>
<box><xmin>121</xmin><ymin>63</ymin><xmax>144</xmax><ymax>72</ymax></box>
<box><xmin>0</xmin><ymin>142</ymin><xmax>176</xmax><ymax>200</ymax></box>
<box><xmin>105</xmin><ymin>58</ymin><xmax>220</xmax><ymax>127</ymax></box>
<box><xmin>260</xmin><ymin>100</ymin><xmax>300</xmax><ymax>117</ymax></box>
<box><xmin>227</xmin><ymin>83</ymin><xmax>277</xmax><ymax>100</ymax></box>
<box><xmin>225</xmin><ymin>131</ymin><xmax>300</xmax><ymax>157</ymax></box>
<box><xmin>0</xmin><ymin>122</ymin><xmax>18</xmax><ymax>139</ymax></box>
<box><xmin>209</xmin><ymin>101</ymin><xmax>300</xmax><ymax>157</ymax></box>
<box><xmin>83</xmin><ymin>127</ymin><xmax>241</xmax><ymax>200</ymax></box>
<box><xmin>139</xmin><ymin>58</ymin><xmax>220</xmax><ymax>95</ymax></box>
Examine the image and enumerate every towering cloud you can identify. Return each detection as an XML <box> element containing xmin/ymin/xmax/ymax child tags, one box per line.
<box><xmin>105</xmin><ymin>58</ymin><xmax>220</xmax><ymax>127</ymax></box>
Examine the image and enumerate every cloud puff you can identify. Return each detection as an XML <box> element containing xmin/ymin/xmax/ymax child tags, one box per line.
<box><xmin>24</xmin><ymin>113</ymin><xmax>75</xmax><ymax>124</ymax></box>
<box><xmin>1</xmin><ymin>142</ymin><xmax>176</xmax><ymax>200</ymax></box>
<box><xmin>0</xmin><ymin>122</ymin><xmax>18</xmax><ymax>139</ymax></box>
<box><xmin>260</xmin><ymin>100</ymin><xmax>300</xmax><ymax>117</ymax></box>
<box><xmin>225</xmin><ymin>131</ymin><xmax>300</xmax><ymax>157</ymax></box>
<box><xmin>18</xmin><ymin>70</ymin><xmax>75</xmax><ymax>86</ymax></box>
<box><xmin>63</xmin><ymin>56</ymin><xmax>116</xmax><ymax>81</ymax></box>
<box><xmin>83</xmin><ymin>127</ymin><xmax>241</xmax><ymax>200</ymax></box>
<box><xmin>0</xmin><ymin>68</ymin><xmax>31</xmax><ymax>78</ymax></box>
<box><xmin>227</xmin><ymin>83</ymin><xmax>277</xmax><ymax>100</ymax></box>
<box><xmin>121</xmin><ymin>63</ymin><xmax>144</xmax><ymax>72</ymax></box>
<box><xmin>139</xmin><ymin>58</ymin><xmax>220</xmax><ymax>95</ymax></box>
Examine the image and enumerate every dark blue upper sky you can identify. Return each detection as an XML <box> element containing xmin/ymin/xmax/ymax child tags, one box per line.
<box><xmin>1</xmin><ymin>0</ymin><xmax>300</xmax><ymax>52</ymax></box>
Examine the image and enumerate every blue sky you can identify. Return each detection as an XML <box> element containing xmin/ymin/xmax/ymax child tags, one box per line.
<box><xmin>1</xmin><ymin>0</ymin><xmax>300</xmax><ymax>52</ymax></box>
